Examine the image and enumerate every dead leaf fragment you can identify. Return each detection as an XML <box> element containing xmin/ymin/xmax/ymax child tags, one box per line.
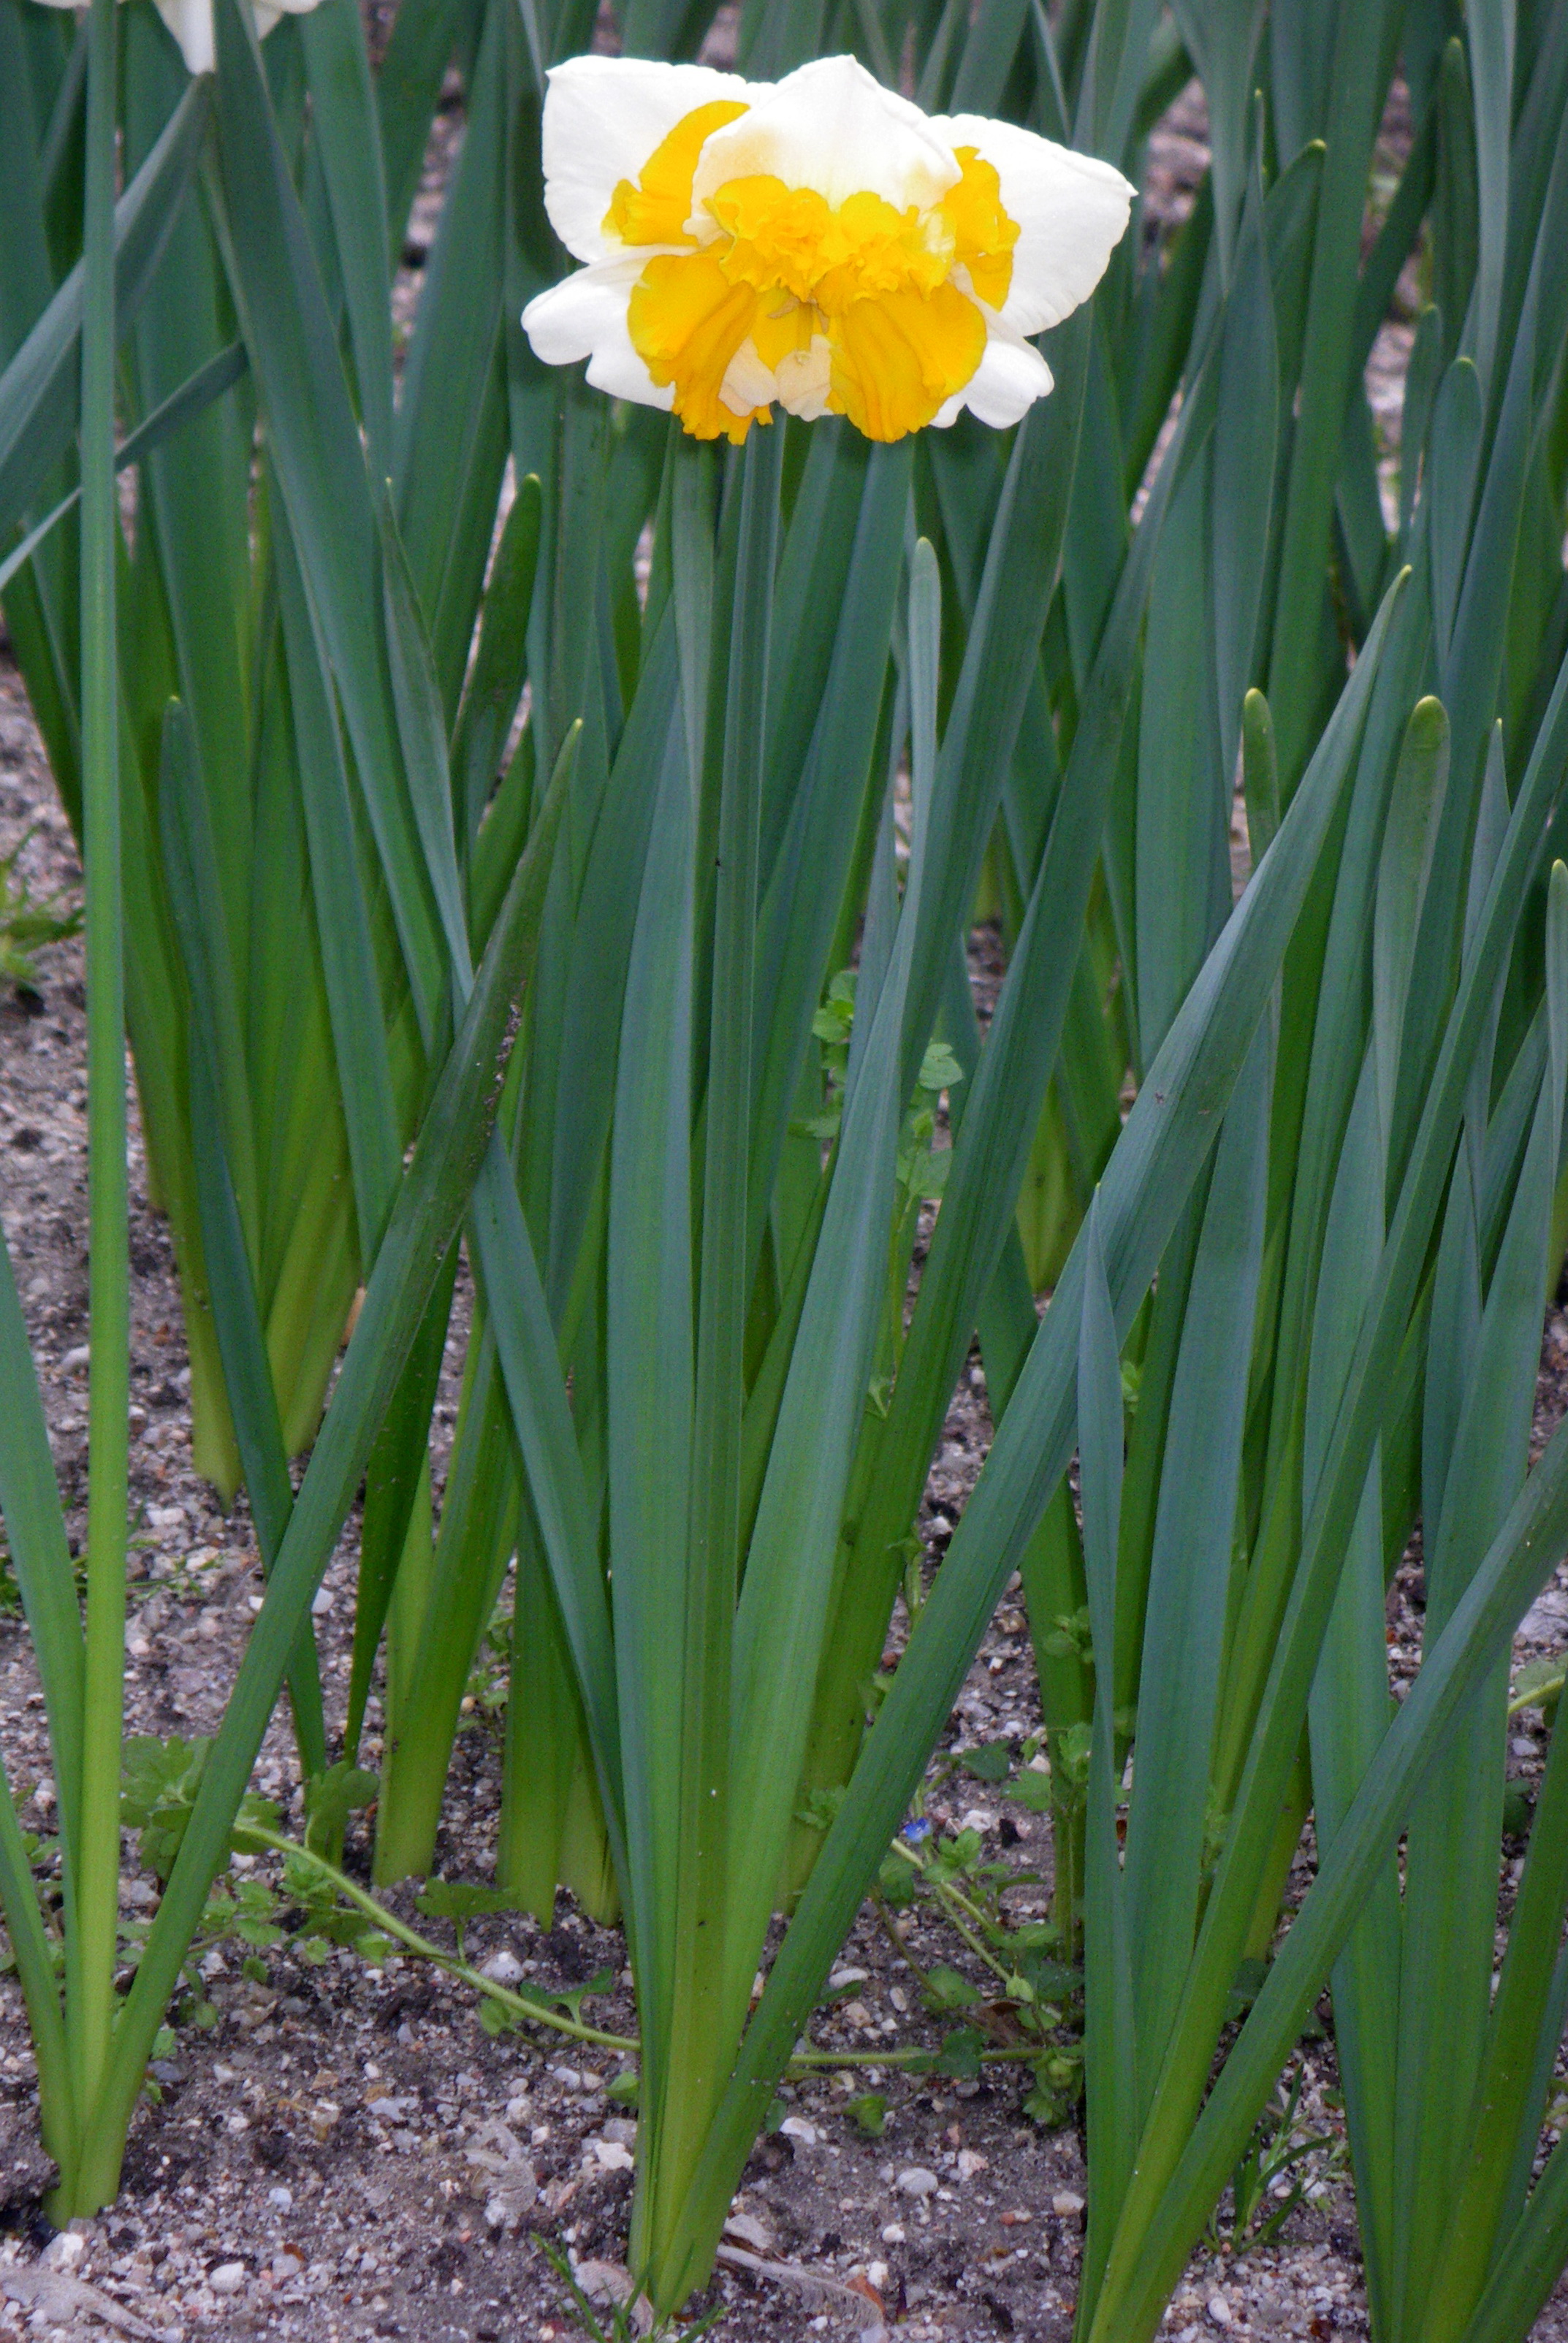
<box><xmin>0</xmin><ymin>2265</ymin><xmax>167</xmax><ymax>2338</ymax></box>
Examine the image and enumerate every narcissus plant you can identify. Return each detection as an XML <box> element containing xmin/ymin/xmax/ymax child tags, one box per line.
<box><xmin>523</xmin><ymin>51</ymin><xmax>1133</xmax><ymax>441</ymax></box>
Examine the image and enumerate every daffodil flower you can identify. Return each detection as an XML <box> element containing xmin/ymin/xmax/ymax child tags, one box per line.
<box><xmin>30</xmin><ymin>0</ymin><xmax>321</xmax><ymax>78</ymax></box>
<box><xmin>522</xmin><ymin>53</ymin><xmax>1134</xmax><ymax>444</ymax></box>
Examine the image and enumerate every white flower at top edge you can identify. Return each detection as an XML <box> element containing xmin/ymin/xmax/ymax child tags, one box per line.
<box><xmin>522</xmin><ymin>52</ymin><xmax>1134</xmax><ymax>444</ymax></box>
<box><xmin>28</xmin><ymin>0</ymin><xmax>322</xmax><ymax>79</ymax></box>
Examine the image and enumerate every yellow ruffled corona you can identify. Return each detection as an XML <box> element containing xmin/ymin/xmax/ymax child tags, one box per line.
<box><xmin>524</xmin><ymin>53</ymin><xmax>1133</xmax><ymax>443</ymax></box>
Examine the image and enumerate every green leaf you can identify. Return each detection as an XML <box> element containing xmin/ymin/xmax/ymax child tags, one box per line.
<box><xmin>94</xmin><ymin>645</ymin><xmax>569</xmax><ymax>2152</ymax></box>
<box><xmin>924</xmin><ymin>1966</ymin><xmax>981</xmax><ymax>2011</ymax></box>
<box><xmin>416</xmin><ymin>1879</ymin><xmax>517</xmax><ymax>1927</ymax></box>
<box><xmin>303</xmin><ymin>1763</ymin><xmax>378</xmax><ymax>1856</ymax></box>
<box><xmin>934</xmin><ymin>2026</ymin><xmax>985</xmax><ymax>2080</ymax></box>
<box><xmin>663</xmin><ymin>568</ymin><xmax>1409</xmax><ymax>2298</ymax></box>
<box><xmin>0</xmin><ymin>77</ymin><xmax>208</xmax><ymax>544</ymax></box>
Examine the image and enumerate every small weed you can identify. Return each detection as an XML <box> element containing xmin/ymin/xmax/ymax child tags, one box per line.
<box><xmin>532</xmin><ymin>2231</ymin><xmax>727</xmax><ymax>2341</ymax></box>
<box><xmin>1207</xmin><ymin>2068</ymin><xmax>1341</xmax><ymax>2255</ymax></box>
<box><xmin>0</xmin><ymin>831</ymin><xmax>80</xmax><ymax>994</ymax></box>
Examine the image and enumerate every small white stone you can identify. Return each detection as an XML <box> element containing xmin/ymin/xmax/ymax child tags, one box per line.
<box><xmin>41</xmin><ymin>2233</ymin><xmax>85</xmax><ymax>2271</ymax></box>
<box><xmin>271</xmin><ymin>2252</ymin><xmax>303</xmax><ymax>2279</ymax></box>
<box><xmin>1051</xmin><ymin>2191</ymin><xmax>1085</xmax><ymax>2217</ymax></box>
<box><xmin>1207</xmin><ymin>2295</ymin><xmax>1233</xmax><ymax>2328</ymax></box>
<box><xmin>208</xmin><ymin>2262</ymin><xmax>248</xmax><ymax>2296</ymax></box>
<box><xmin>480</xmin><ymin>1950</ymin><xmax>524</xmax><ymax>1985</ymax></box>
<box><xmin>267</xmin><ymin>2187</ymin><xmax>293</xmax><ymax>2211</ymax></box>
<box><xmin>780</xmin><ymin>2115</ymin><xmax>819</xmax><ymax>2145</ymax></box>
<box><xmin>959</xmin><ymin>1808</ymin><xmax>994</xmax><ymax>1835</ymax></box>
<box><xmin>880</xmin><ymin>2222</ymin><xmax>905</xmax><ymax>2245</ymax></box>
<box><xmin>867</xmin><ymin>2260</ymin><xmax>890</xmax><ymax>2290</ymax></box>
<box><xmin>829</xmin><ymin>1966</ymin><xmax>869</xmax><ymax>1989</ymax></box>
<box><xmin>311</xmin><ymin>1586</ymin><xmax>334</xmax><ymax>1616</ymax></box>
<box><xmin>956</xmin><ymin>2149</ymin><xmax>988</xmax><ymax>2180</ymax></box>
<box><xmin>591</xmin><ymin>2138</ymin><xmax>634</xmax><ymax>2172</ymax></box>
<box><xmin>897</xmin><ymin>2167</ymin><xmax>940</xmax><ymax>2198</ymax></box>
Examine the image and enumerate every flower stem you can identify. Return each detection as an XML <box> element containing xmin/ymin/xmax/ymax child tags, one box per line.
<box><xmin>66</xmin><ymin>0</ymin><xmax>129</xmax><ymax>2206</ymax></box>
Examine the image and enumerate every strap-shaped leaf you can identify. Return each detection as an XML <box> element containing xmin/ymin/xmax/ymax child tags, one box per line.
<box><xmin>90</xmin><ymin>719</ymin><xmax>570</xmax><ymax>2160</ymax></box>
<box><xmin>209</xmin><ymin>0</ymin><xmax>446</xmax><ymax>1040</ymax></box>
<box><xmin>661</xmin><ymin>567</ymin><xmax>1408</xmax><ymax>2298</ymax></box>
<box><xmin>0</xmin><ymin>340</ymin><xmax>246</xmax><ymax>599</ymax></box>
<box><xmin>0</xmin><ymin>77</ymin><xmax>208</xmax><ymax>543</ymax></box>
<box><xmin>158</xmin><ymin>701</ymin><xmax>327</xmax><ymax>1777</ymax></box>
<box><xmin>0</xmin><ymin>1227</ymin><xmax>80</xmax><ymax>1849</ymax></box>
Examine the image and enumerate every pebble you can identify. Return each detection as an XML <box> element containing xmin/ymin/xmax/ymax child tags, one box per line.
<box><xmin>267</xmin><ymin>2188</ymin><xmax>293</xmax><ymax>2211</ymax></box>
<box><xmin>897</xmin><ymin>2168</ymin><xmax>940</xmax><ymax>2198</ymax></box>
<box><xmin>481</xmin><ymin>1950</ymin><xmax>525</xmax><ymax>1984</ymax></box>
<box><xmin>1052</xmin><ymin>2190</ymin><xmax>1086</xmax><ymax>2217</ymax></box>
<box><xmin>272</xmin><ymin>2252</ymin><xmax>303</xmax><ymax>2279</ymax></box>
<box><xmin>40</xmin><ymin>2233</ymin><xmax>85</xmax><ymax>2271</ymax></box>
<box><xmin>956</xmin><ymin>2149</ymin><xmax>988</xmax><ymax>2180</ymax></box>
<box><xmin>208</xmin><ymin>2261</ymin><xmax>248</xmax><ymax>2295</ymax></box>
<box><xmin>880</xmin><ymin>2223</ymin><xmax>905</xmax><ymax>2245</ymax></box>
<box><xmin>780</xmin><ymin>2116</ymin><xmax>819</xmax><ymax>2145</ymax></box>
<box><xmin>1207</xmin><ymin>2294</ymin><xmax>1233</xmax><ymax>2328</ymax></box>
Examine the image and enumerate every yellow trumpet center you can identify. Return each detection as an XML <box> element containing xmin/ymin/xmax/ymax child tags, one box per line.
<box><xmin>603</xmin><ymin>103</ymin><xmax>1019</xmax><ymax>443</ymax></box>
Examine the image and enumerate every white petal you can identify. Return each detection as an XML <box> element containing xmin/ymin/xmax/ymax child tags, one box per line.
<box><xmin>940</xmin><ymin>316</ymin><xmax>1054</xmax><ymax>428</ymax></box>
<box><xmin>720</xmin><ymin>340</ymin><xmax>780</xmax><ymax>416</ymax></box>
<box><xmin>522</xmin><ymin>262</ymin><xmax>672</xmax><ymax>414</ymax></box>
<box><xmin>932</xmin><ymin>113</ymin><xmax>1133</xmax><ymax>337</ymax></box>
<box><xmin>155</xmin><ymin>0</ymin><xmax>214</xmax><ymax>73</ymax></box>
<box><xmin>541</xmin><ymin>54</ymin><xmax>754</xmax><ymax>266</ymax></box>
<box><xmin>691</xmin><ymin>53</ymin><xmax>957</xmax><ymax>220</ymax></box>
<box><xmin>773</xmin><ymin>335</ymin><xmax>834</xmax><ymax>421</ymax></box>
